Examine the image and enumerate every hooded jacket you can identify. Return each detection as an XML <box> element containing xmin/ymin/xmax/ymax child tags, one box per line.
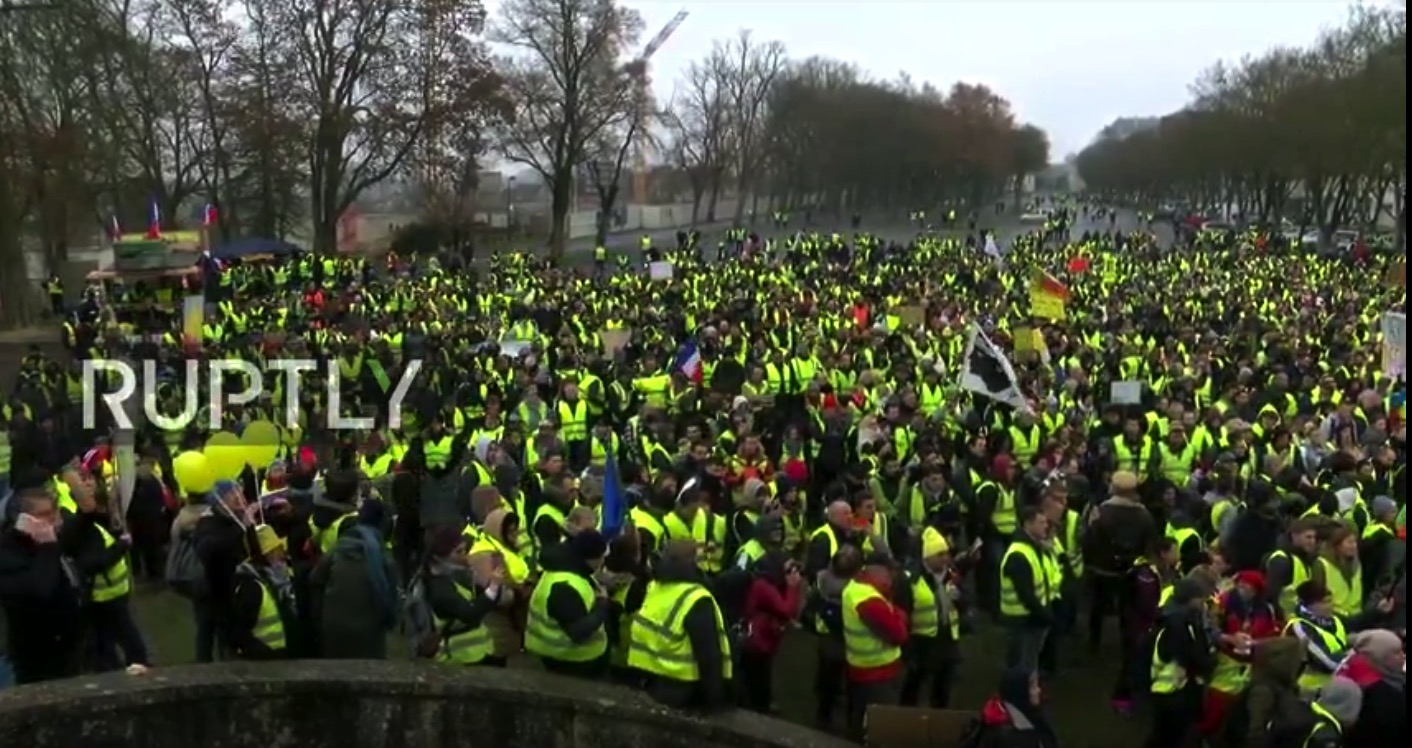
<box><xmin>1242</xmin><ymin>637</ymin><xmax>1306</xmax><ymax>748</ymax></box>
<box><xmin>467</xmin><ymin>508</ymin><xmax>525</xmax><ymax>657</ymax></box>
<box><xmin>1338</xmin><ymin>649</ymin><xmax>1406</xmax><ymax>748</ymax></box>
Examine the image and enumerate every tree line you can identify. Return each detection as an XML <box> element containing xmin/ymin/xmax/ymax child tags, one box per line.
<box><xmin>1075</xmin><ymin>4</ymin><xmax>1406</xmax><ymax>248</ymax></box>
<box><xmin>0</xmin><ymin>0</ymin><xmax>1052</xmax><ymax>326</ymax></box>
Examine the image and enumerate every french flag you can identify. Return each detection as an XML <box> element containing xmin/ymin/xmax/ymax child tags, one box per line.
<box><xmin>201</xmin><ymin>202</ymin><xmax>218</xmax><ymax>227</ymax></box>
<box><xmin>145</xmin><ymin>198</ymin><xmax>161</xmax><ymax>239</ymax></box>
<box><xmin>672</xmin><ymin>339</ymin><xmax>703</xmax><ymax>384</ymax></box>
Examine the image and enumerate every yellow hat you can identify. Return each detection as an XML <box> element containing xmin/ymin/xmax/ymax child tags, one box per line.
<box><xmin>254</xmin><ymin>525</ymin><xmax>286</xmax><ymax>556</ymax></box>
<box><xmin>921</xmin><ymin>527</ymin><xmax>950</xmax><ymax>558</ymax></box>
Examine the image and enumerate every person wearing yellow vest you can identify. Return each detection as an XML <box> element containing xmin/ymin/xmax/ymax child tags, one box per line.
<box><xmin>422</xmin><ymin>526</ymin><xmax>501</xmax><ymax>666</ymax></box>
<box><xmin>841</xmin><ymin>552</ymin><xmax>908</xmax><ymax>742</ymax></box>
<box><xmin>530</xmin><ymin>474</ymin><xmax>578</xmax><ymax>562</ymax></box>
<box><xmin>1297</xmin><ymin>676</ymin><xmax>1365</xmax><ymax>748</ymax></box>
<box><xmin>1144</xmin><ymin>578</ymin><xmax>1218</xmax><ymax>748</ymax></box>
<box><xmin>898</xmin><ymin>527</ymin><xmax>965</xmax><ymax>709</ymax></box>
<box><xmin>556</xmin><ymin>381</ymin><xmax>591</xmax><ymax>471</ymax></box>
<box><xmin>306</xmin><ymin>471</ymin><xmax>360</xmax><ymax>557</ymax></box>
<box><xmin>628</xmin><ymin>540</ymin><xmax>733</xmax><ymax>709</ymax></box>
<box><xmin>1358</xmin><ymin>495</ymin><xmax>1400</xmax><ymax>586</ymax></box>
<box><xmin>1197</xmin><ymin>570</ymin><xmax>1282</xmax><ymax>739</ymax></box>
<box><xmin>663</xmin><ymin>479</ymin><xmax>726</xmax><ymax>575</ymax></box>
<box><xmin>1318</xmin><ymin>523</ymin><xmax>1365</xmax><ymax>618</ymax></box>
<box><xmin>734</xmin><ymin>515</ymin><xmax>785</xmax><ymax>574</ymax></box>
<box><xmin>1265</xmin><ymin>517</ymin><xmax>1324</xmax><ymax>617</ymax></box>
<box><xmin>998</xmin><ymin>507</ymin><xmax>1062</xmax><ymax>674</ymax></box>
<box><xmin>68</xmin><ymin>473</ymin><xmax>152</xmax><ymax>672</ymax></box>
<box><xmin>1113</xmin><ymin>537</ymin><xmax>1179</xmax><ymax>713</ymax></box>
<box><xmin>805</xmin><ymin>499</ymin><xmax>862</xmax><ymax>578</ymax></box>
<box><xmin>229</xmin><ymin>525</ymin><xmax>295</xmax><ymax>660</ymax></box>
<box><xmin>1283</xmin><ymin>580</ymin><xmax>1391</xmax><ymax>697</ymax></box>
<box><xmin>976</xmin><ymin>454</ymin><xmax>1019</xmax><ymax>615</ymax></box>
<box><xmin>526</xmin><ymin>529</ymin><xmax>611</xmax><ymax>679</ymax></box>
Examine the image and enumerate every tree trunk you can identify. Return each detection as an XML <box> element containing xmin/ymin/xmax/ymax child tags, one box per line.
<box><xmin>548</xmin><ymin>171</ymin><xmax>572</xmax><ymax>264</ymax></box>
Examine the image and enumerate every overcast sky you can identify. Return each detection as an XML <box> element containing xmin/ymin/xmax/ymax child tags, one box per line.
<box><xmin>488</xmin><ymin>0</ymin><xmax>1366</xmax><ymax>160</ymax></box>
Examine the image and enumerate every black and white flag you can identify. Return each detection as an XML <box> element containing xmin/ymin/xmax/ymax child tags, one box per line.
<box><xmin>959</xmin><ymin>324</ymin><xmax>1032</xmax><ymax>413</ymax></box>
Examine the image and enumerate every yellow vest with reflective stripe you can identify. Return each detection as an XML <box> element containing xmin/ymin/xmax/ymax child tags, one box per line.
<box><xmin>999</xmin><ymin>541</ymin><xmax>1061</xmax><ymax>618</ymax></box>
<box><xmin>433</xmin><ymin>580</ymin><xmax>493</xmax><ymax>665</ymax></box>
<box><xmin>1008</xmin><ymin>424</ymin><xmax>1040</xmax><ymax>465</ymax></box>
<box><xmin>1284</xmin><ymin>616</ymin><xmax>1347</xmax><ymax>692</ymax></box>
<box><xmin>311</xmin><ymin>513</ymin><xmax>356</xmax><ymax>555</ymax></box>
<box><xmin>630</xmin><ymin>507</ymin><xmax>665</xmax><ymax>555</ymax></box>
<box><xmin>90</xmin><ymin>525</ymin><xmax>132</xmax><ymax>602</ymax></box>
<box><xmin>978</xmin><ymin>481</ymin><xmax>1017</xmax><ymax>535</ymax></box>
<box><xmin>470</xmin><ymin>534</ymin><xmax>530</xmax><ymax>584</ymax></box>
<box><xmin>908</xmin><ymin>573</ymin><xmax>955</xmax><ymax>639</ymax></box>
<box><xmin>525</xmin><ymin>571</ymin><xmax>607</xmax><ymax>662</ymax></box>
<box><xmin>627</xmin><ymin>581</ymin><xmax>732</xmax><ymax>681</ymax></box>
<box><xmin>0</xmin><ymin>430</ymin><xmax>10</xmax><ymax>477</ymax></box>
<box><xmin>664</xmin><ymin>510</ymin><xmax>725</xmax><ymax>574</ymax></box>
<box><xmin>841</xmin><ymin>579</ymin><xmax>903</xmax><ymax>668</ymax></box>
<box><xmin>1159</xmin><ymin>442</ymin><xmax>1198</xmax><ymax>484</ymax></box>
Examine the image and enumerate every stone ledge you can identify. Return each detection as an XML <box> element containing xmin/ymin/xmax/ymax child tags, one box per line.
<box><xmin>0</xmin><ymin>660</ymin><xmax>851</xmax><ymax>748</ymax></box>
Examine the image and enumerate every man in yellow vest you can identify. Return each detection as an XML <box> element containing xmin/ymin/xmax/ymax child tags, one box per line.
<box><xmin>628</xmin><ymin>539</ymin><xmax>733</xmax><ymax>709</ymax></box>
<box><xmin>898</xmin><ymin>527</ymin><xmax>965</xmax><ymax>709</ymax></box>
<box><xmin>70</xmin><ymin>468</ymin><xmax>151</xmax><ymax>671</ymax></box>
<box><xmin>998</xmin><ymin>506</ymin><xmax>1061</xmax><ymax>674</ymax></box>
<box><xmin>841</xmin><ymin>551</ymin><xmax>908</xmax><ymax>742</ymax></box>
<box><xmin>1144</xmin><ymin>578</ymin><xmax>1218</xmax><ymax>748</ymax></box>
<box><xmin>525</xmin><ymin>529</ymin><xmax>610</xmax><ymax>679</ymax></box>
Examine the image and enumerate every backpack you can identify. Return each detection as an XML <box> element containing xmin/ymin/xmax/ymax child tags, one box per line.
<box><xmin>165</xmin><ymin>530</ymin><xmax>208</xmax><ymax>599</ymax></box>
<box><xmin>403</xmin><ymin>573</ymin><xmax>448</xmax><ymax>659</ymax></box>
<box><xmin>1258</xmin><ymin>691</ymin><xmax>1319</xmax><ymax>748</ymax></box>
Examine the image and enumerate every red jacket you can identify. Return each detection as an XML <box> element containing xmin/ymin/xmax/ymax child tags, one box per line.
<box><xmin>742</xmin><ymin>578</ymin><xmax>802</xmax><ymax>655</ymax></box>
<box><xmin>848</xmin><ymin>578</ymin><xmax>909</xmax><ymax>684</ymax></box>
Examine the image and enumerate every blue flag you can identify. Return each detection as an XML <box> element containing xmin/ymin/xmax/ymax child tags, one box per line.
<box><xmin>601</xmin><ymin>441</ymin><xmax>627</xmax><ymax>539</ymax></box>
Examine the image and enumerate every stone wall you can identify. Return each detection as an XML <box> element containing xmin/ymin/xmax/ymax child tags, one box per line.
<box><xmin>0</xmin><ymin>661</ymin><xmax>852</xmax><ymax>748</ymax></box>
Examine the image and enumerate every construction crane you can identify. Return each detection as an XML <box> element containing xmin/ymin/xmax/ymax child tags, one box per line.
<box><xmin>624</xmin><ymin>9</ymin><xmax>687</xmax><ymax>205</ymax></box>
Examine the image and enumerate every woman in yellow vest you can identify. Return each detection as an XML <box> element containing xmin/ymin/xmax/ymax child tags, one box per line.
<box><xmin>70</xmin><ymin>474</ymin><xmax>151</xmax><ymax>671</ymax></box>
<box><xmin>1318</xmin><ymin>522</ymin><xmax>1364</xmax><ymax>618</ymax></box>
<box><xmin>467</xmin><ymin>507</ymin><xmax>532</xmax><ymax>664</ymax></box>
<box><xmin>525</xmin><ymin>529</ymin><xmax>611</xmax><ymax>678</ymax></box>
<box><xmin>628</xmin><ymin>540</ymin><xmax>734</xmax><ymax>710</ymax></box>
<box><xmin>422</xmin><ymin>526</ymin><xmax>500</xmax><ymax>666</ymax></box>
<box><xmin>230</xmin><ymin>526</ymin><xmax>295</xmax><ymax>660</ymax></box>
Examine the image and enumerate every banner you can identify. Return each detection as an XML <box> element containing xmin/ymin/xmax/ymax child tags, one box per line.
<box><xmin>1028</xmin><ymin>268</ymin><xmax>1069</xmax><ymax>321</ymax></box>
<box><xmin>1382</xmin><ymin>312</ymin><xmax>1405</xmax><ymax>381</ymax></box>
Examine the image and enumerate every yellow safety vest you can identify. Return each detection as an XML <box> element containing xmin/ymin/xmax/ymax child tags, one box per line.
<box><xmin>470</xmin><ymin>534</ymin><xmax>530</xmax><ymax>584</ymax></box>
<box><xmin>434</xmin><ymin>579</ymin><xmax>493</xmax><ymax>665</ymax></box>
<box><xmin>532</xmin><ymin>503</ymin><xmax>568</xmax><ymax>559</ymax></box>
<box><xmin>664</xmin><ymin>510</ymin><xmax>725</xmax><ymax>574</ymax></box>
<box><xmin>1063</xmin><ymin>510</ymin><xmax>1084</xmax><ymax>578</ymax></box>
<box><xmin>360</xmin><ymin>452</ymin><xmax>394</xmax><ymax>479</ymax></box>
<box><xmin>999</xmin><ymin>541</ymin><xmax>1062</xmax><ymax>618</ymax></box>
<box><xmin>840</xmin><ymin>579</ymin><xmax>903</xmax><ymax>669</ymax></box>
<box><xmin>424</xmin><ymin>435</ymin><xmax>454</xmax><ymax>470</ymax></box>
<box><xmin>0</xmin><ymin>430</ymin><xmax>10</xmax><ymax>477</ymax></box>
<box><xmin>627</xmin><ymin>581</ymin><xmax>732</xmax><ymax>682</ymax></box>
<box><xmin>908</xmin><ymin>572</ymin><xmax>959</xmax><ymax>640</ymax></box>
<box><xmin>1302</xmin><ymin>704</ymin><xmax>1342</xmax><ymax>747</ymax></box>
<box><xmin>558</xmin><ymin>400</ymin><xmax>588</xmax><ymax>442</ymax></box>
<box><xmin>90</xmin><ymin>525</ymin><xmax>132</xmax><ymax>602</ymax></box>
<box><xmin>1284</xmin><ymin>616</ymin><xmax>1347</xmax><ymax>692</ymax></box>
<box><xmin>1319</xmin><ymin>557</ymin><xmax>1363</xmax><ymax>617</ymax></box>
<box><xmin>1113</xmin><ymin>438</ymin><xmax>1152</xmax><ymax>481</ymax></box>
<box><xmin>809</xmin><ymin>524</ymin><xmax>841</xmax><ymax>560</ymax></box>
<box><xmin>1149</xmin><ymin>625</ymin><xmax>1194</xmax><ymax>693</ymax></box>
<box><xmin>1008</xmin><ymin>424</ymin><xmax>1041</xmax><ymax>465</ymax></box>
<box><xmin>311</xmin><ymin>513</ymin><xmax>356</xmax><ymax>555</ymax></box>
<box><xmin>1159</xmin><ymin>442</ymin><xmax>1199</xmax><ymax>484</ymax></box>
<box><xmin>1266</xmin><ymin>550</ymin><xmax>1311</xmax><ymax>615</ymax></box>
<box><xmin>630</xmin><ymin>507</ymin><xmax>665</xmax><ymax>555</ymax></box>
<box><xmin>525</xmin><ymin>571</ymin><xmax>608</xmax><ymax>662</ymax></box>
<box><xmin>250</xmin><ymin>575</ymin><xmax>287</xmax><ymax>653</ymax></box>
<box><xmin>978</xmin><ymin>480</ymin><xmax>1017</xmax><ymax>535</ymax></box>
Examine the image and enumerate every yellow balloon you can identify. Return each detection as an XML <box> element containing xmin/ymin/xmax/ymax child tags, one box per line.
<box><xmin>205</xmin><ymin>431</ymin><xmax>246</xmax><ymax>480</ymax></box>
<box><xmin>241</xmin><ymin>420</ymin><xmax>281</xmax><ymax>469</ymax></box>
<box><xmin>172</xmin><ymin>451</ymin><xmax>215</xmax><ymax>495</ymax></box>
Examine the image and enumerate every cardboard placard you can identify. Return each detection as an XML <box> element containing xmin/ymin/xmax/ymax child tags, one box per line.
<box><xmin>600</xmin><ymin>328</ymin><xmax>631</xmax><ymax>357</ymax></box>
<box><xmin>1111</xmin><ymin>380</ymin><xmax>1142</xmax><ymax>405</ymax></box>
<box><xmin>1386</xmin><ymin>260</ymin><xmax>1406</xmax><ymax>289</ymax></box>
<box><xmin>866</xmin><ymin>705</ymin><xmax>975</xmax><ymax>748</ymax></box>
<box><xmin>897</xmin><ymin>305</ymin><xmax>925</xmax><ymax>327</ymax></box>
<box><xmin>1382</xmin><ymin>312</ymin><xmax>1405</xmax><ymax>381</ymax></box>
<box><xmin>648</xmin><ymin>261</ymin><xmax>674</xmax><ymax>281</ymax></box>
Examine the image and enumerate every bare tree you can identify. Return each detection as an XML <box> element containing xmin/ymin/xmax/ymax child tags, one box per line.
<box><xmin>492</xmin><ymin>0</ymin><xmax>640</xmax><ymax>262</ymax></box>
<box><xmin>663</xmin><ymin>51</ymin><xmax>730</xmax><ymax>222</ymax></box>
<box><xmin>583</xmin><ymin>113</ymin><xmax>639</xmax><ymax>245</ymax></box>
<box><xmin>271</xmin><ymin>0</ymin><xmax>497</xmax><ymax>254</ymax></box>
<box><xmin>717</xmin><ymin>31</ymin><xmax>785</xmax><ymax>224</ymax></box>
